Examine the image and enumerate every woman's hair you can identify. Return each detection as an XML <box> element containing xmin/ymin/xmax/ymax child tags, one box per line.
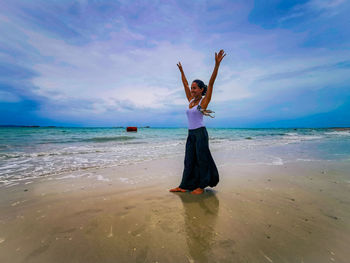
<box><xmin>193</xmin><ymin>79</ymin><xmax>207</xmax><ymax>96</ymax></box>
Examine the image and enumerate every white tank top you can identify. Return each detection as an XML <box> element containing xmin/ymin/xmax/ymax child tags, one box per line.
<box><xmin>186</xmin><ymin>98</ymin><xmax>204</xmax><ymax>130</ymax></box>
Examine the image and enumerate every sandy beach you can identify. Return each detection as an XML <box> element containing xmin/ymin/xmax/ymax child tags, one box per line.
<box><xmin>1</xmin><ymin>150</ymin><xmax>350</xmax><ymax>263</ymax></box>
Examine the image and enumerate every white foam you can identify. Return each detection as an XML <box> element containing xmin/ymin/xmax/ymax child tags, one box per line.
<box><xmin>56</xmin><ymin>173</ymin><xmax>90</xmax><ymax>180</ymax></box>
<box><xmin>5</xmin><ymin>182</ymin><xmax>19</xmax><ymax>188</ymax></box>
<box><xmin>283</xmin><ymin>134</ymin><xmax>323</xmax><ymax>141</ymax></box>
<box><xmin>97</xmin><ymin>175</ymin><xmax>110</xmax><ymax>182</ymax></box>
<box><xmin>325</xmin><ymin>131</ymin><xmax>350</xmax><ymax>136</ymax></box>
<box><xmin>56</xmin><ymin>174</ymin><xmax>81</xmax><ymax>180</ymax></box>
<box><xmin>119</xmin><ymin>177</ymin><xmax>130</xmax><ymax>183</ymax></box>
<box><xmin>272</xmin><ymin>157</ymin><xmax>283</xmax><ymax>165</ymax></box>
<box><xmin>296</xmin><ymin>158</ymin><xmax>314</xmax><ymax>162</ymax></box>
<box><xmin>0</xmin><ymin>163</ymin><xmax>18</xmax><ymax>170</ymax></box>
<box><xmin>285</xmin><ymin>132</ymin><xmax>298</xmax><ymax>136</ymax></box>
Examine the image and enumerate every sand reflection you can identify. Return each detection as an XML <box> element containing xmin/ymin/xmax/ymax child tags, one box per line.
<box><xmin>175</xmin><ymin>190</ymin><xmax>219</xmax><ymax>263</ymax></box>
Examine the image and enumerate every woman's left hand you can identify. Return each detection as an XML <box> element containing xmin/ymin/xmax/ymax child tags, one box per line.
<box><xmin>215</xmin><ymin>49</ymin><xmax>226</xmax><ymax>65</ymax></box>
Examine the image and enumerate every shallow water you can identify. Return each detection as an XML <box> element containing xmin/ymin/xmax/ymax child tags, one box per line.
<box><xmin>1</xmin><ymin>127</ymin><xmax>349</xmax><ymax>185</ymax></box>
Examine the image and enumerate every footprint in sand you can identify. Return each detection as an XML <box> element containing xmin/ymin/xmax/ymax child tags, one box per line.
<box><xmin>124</xmin><ymin>205</ymin><xmax>136</xmax><ymax>210</ymax></box>
<box><xmin>25</xmin><ymin>243</ymin><xmax>50</xmax><ymax>261</ymax></box>
<box><xmin>115</xmin><ymin>211</ymin><xmax>129</xmax><ymax>217</ymax></box>
<box><xmin>159</xmin><ymin>221</ymin><xmax>174</xmax><ymax>233</ymax></box>
<box><xmin>107</xmin><ymin>225</ymin><xmax>113</xmax><ymax>238</ymax></box>
<box><xmin>135</xmin><ymin>246</ymin><xmax>149</xmax><ymax>263</ymax></box>
<box><xmin>73</xmin><ymin>208</ymin><xmax>103</xmax><ymax>216</ymax></box>
<box><xmin>217</xmin><ymin>239</ymin><xmax>236</xmax><ymax>248</ymax></box>
<box><xmin>131</xmin><ymin>224</ymin><xmax>146</xmax><ymax>236</ymax></box>
<box><xmin>51</xmin><ymin>226</ymin><xmax>76</xmax><ymax>235</ymax></box>
<box><xmin>85</xmin><ymin>220</ymin><xmax>99</xmax><ymax>234</ymax></box>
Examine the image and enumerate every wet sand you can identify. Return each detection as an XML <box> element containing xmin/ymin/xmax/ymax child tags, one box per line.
<box><xmin>0</xmin><ymin>154</ymin><xmax>350</xmax><ymax>263</ymax></box>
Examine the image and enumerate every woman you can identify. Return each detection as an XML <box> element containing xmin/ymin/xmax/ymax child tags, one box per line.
<box><xmin>170</xmin><ymin>49</ymin><xmax>226</xmax><ymax>194</ymax></box>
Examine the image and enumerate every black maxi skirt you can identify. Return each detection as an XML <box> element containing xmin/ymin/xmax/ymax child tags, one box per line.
<box><xmin>179</xmin><ymin>126</ymin><xmax>219</xmax><ymax>191</ymax></box>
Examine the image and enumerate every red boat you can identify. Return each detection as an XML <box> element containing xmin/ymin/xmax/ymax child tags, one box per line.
<box><xmin>126</xmin><ymin>126</ymin><xmax>137</xmax><ymax>132</ymax></box>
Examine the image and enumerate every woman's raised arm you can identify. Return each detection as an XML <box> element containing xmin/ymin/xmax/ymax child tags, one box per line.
<box><xmin>177</xmin><ymin>62</ymin><xmax>192</xmax><ymax>102</ymax></box>
<box><xmin>201</xmin><ymin>50</ymin><xmax>226</xmax><ymax>109</ymax></box>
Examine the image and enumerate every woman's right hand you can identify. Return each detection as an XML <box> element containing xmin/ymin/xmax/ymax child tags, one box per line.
<box><xmin>177</xmin><ymin>62</ymin><xmax>183</xmax><ymax>72</ymax></box>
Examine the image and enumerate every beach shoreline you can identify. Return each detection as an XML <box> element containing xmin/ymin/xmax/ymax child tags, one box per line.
<box><xmin>0</xmin><ymin>153</ymin><xmax>350</xmax><ymax>262</ymax></box>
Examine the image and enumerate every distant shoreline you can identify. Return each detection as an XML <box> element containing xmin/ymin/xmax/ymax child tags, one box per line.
<box><xmin>0</xmin><ymin>125</ymin><xmax>349</xmax><ymax>129</ymax></box>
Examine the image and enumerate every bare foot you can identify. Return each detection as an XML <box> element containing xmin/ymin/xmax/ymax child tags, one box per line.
<box><xmin>169</xmin><ymin>187</ymin><xmax>187</xmax><ymax>192</ymax></box>
<box><xmin>191</xmin><ymin>188</ymin><xmax>204</xmax><ymax>194</ymax></box>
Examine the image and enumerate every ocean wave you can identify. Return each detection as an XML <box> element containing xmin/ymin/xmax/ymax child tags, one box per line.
<box><xmin>283</xmin><ymin>133</ymin><xmax>323</xmax><ymax>141</ymax></box>
<box><xmin>0</xmin><ymin>153</ymin><xmax>26</xmax><ymax>159</ymax></box>
<box><xmin>271</xmin><ymin>157</ymin><xmax>283</xmax><ymax>165</ymax></box>
<box><xmin>285</xmin><ymin>132</ymin><xmax>298</xmax><ymax>136</ymax></box>
<box><xmin>324</xmin><ymin>131</ymin><xmax>350</xmax><ymax>136</ymax></box>
<box><xmin>0</xmin><ymin>149</ymin><xmax>109</xmax><ymax>159</ymax></box>
<box><xmin>253</xmin><ymin>133</ymin><xmax>286</xmax><ymax>136</ymax></box>
<box><xmin>38</xmin><ymin>139</ymin><xmax>79</xmax><ymax>144</ymax></box>
<box><xmin>82</xmin><ymin>136</ymin><xmax>137</xmax><ymax>143</ymax></box>
<box><xmin>35</xmin><ymin>136</ymin><xmax>138</xmax><ymax>144</ymax></box>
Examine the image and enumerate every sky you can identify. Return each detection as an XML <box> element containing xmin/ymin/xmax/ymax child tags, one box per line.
<box><xmin>0</xmin><ymin>0</ymin><xmax>349</xmax><ymax>128</ymax></box>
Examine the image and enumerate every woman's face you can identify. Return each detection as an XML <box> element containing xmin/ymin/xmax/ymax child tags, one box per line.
<box><xmin>191</xmin><ymin>82</ymin><xmax>203</xmax><ymax>97</ymax></box>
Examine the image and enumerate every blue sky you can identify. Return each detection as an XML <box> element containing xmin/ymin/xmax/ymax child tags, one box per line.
<box><xmin>0</xmin><ymin>0</ymin><xmax>349</xmax><ymax>127</ymax></box>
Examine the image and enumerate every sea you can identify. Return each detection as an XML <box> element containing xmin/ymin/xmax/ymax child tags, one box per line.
<box><xmin>1</xmin><ymin>127</ymin><xmax>350</xmax><ymax>187</ymax></box>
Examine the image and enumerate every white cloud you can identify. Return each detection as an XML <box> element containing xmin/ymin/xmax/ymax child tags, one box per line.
<box><xmin>21</xmin><ymin>28</ymin><xmax>206</xmax><ymax>114</ymax></box>
<box><xmin>307</xmin><ymin>0</ymin><xmax>345</xmax><ymax>10</ymax></box>
<box><xmin>280</xmin><ymin>0</ymin><xmax>347</xmax><ymax>23</ymax></box>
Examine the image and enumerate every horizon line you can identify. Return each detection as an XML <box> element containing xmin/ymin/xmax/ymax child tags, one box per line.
<box><xmin>1</xmin><ymin>125</ymin><xmax>349</xmax><ymax>129</ymax></box>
